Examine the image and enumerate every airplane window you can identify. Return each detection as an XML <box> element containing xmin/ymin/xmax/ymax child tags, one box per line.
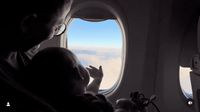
<box><xmin>179</xmin><ymin>66</ymin><xmax>193</xmax><ymax>99</ymax></box>
<box><xmin>67</xmin><ymin>18</ymin><xmax>124</xmax><ymax>90</ymax></box>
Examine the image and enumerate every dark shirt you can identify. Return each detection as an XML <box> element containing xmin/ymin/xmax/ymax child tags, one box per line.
<box><xmin>0</xmin><ymin>51</ymin><xmax>57</xmax><ymax>112</ymax></box>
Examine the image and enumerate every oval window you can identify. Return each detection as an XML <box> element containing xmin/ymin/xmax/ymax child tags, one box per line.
<box><xmin>67</xmin><ymin>18</ymin><xmax>124</xmax><ymax>90</ymax></box>
<box><xmin>179</xmin><ymin>66</ymin><xmax>193</xmax><ymax>99</ymax></box>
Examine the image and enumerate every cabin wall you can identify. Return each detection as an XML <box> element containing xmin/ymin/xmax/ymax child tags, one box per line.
<box><xmin>155</xmin><ymin>0</ymin><xmax>199</xmax><ymax>111</ymax></box>
<box><xmin>109</xmin><ymin>0</ymin><xmax>153</xmax><ymax>101</ymax></box>
<box><xmin>110</xmin><ymin>0</ymin><xmax>199</xmax><ymax>112</ymax></box>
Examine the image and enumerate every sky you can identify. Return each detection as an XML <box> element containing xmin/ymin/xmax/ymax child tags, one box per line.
<box><xmin>67</xmin><ymin>18</ymin><xmax>123</xmax><ymax>89</ymax></box>
<box><xmin>67</xmin><ymin>18</ymin><xmax>122</xmax><ymax>48</ymax></box>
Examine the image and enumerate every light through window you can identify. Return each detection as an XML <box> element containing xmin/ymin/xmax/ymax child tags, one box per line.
<box><xmin>67</xmin><ymin>18</ymin><xmax>123</xmax><ymax>90</ymax></box>
<box><xmin>179</xmin><ymin>66</ymin><xmax>193</xmax><ymax>99</ymax></box>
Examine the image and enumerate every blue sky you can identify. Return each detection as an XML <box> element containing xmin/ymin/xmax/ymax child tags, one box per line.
<box><xmin>67</xmin><ymin>18</ymin><xmax>122</xmax><ymax>48</ymax></box>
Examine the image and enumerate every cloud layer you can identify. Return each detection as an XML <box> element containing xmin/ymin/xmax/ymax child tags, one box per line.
<box><xmin>70</xmin><ymin>47</ymin><xmax>123</xmax><ymax>89</ymax></box>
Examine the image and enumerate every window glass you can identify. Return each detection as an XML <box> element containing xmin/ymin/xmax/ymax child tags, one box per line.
<box><xmin>67</xmin><ymin>18</ymin><xmax>124</xmax><ymax>90</ymax></box>
<box><xmin>179</xmin><ymin>66</ymin><xmax>193</xmax><ymax>99</ymax></box>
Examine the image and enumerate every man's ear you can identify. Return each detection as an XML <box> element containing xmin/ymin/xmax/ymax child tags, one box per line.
<box><xmin>21</xmin><ymin>14</ymin><xmax>37</xmax><ymax>33</ymax></box>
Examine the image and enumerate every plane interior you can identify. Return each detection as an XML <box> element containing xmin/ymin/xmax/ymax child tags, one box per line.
<box><xmin>10</xmin><ymin>0</ymin><xmax>200</xmax><ymax>111</ymax></box>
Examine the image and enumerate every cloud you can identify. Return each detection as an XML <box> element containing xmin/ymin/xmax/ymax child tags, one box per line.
<box><xmin>70</xmin><ymin>47</ymin><xmax>123</xmax><ymax>89</ymax></box>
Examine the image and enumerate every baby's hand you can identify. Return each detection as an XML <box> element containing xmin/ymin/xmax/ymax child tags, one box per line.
<box><xmin>86</xmin><ymin>65</ymin><xmax>103</xmax><ymax>79</ymax></box>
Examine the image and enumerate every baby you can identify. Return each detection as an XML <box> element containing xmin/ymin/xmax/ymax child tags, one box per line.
<box><xmin>20</xmin><ymin>47</ymin><xmax>113</xmax><ymax>112</ymax></box>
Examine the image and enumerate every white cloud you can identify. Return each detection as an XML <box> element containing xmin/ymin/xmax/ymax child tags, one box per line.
<box><xmin>70</xmin><ymin>47</ymin><xmax>123</xmax><ymax>89</ymax></box>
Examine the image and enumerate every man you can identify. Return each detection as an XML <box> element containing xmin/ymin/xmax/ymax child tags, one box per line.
<box><xmin>0</xmin><ymin>0</ymin><xmax>73</xmax><ymax>111</ymax></box>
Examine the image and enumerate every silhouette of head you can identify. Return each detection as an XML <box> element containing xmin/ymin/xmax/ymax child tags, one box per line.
<box><xmin>0</xmin><ymin>0</ymin><xmax>72</xmax><ymax>53</ymax></box>
<box><xmin>22</xmin><ymin>47</ymin><xmax>85</xmax><ymax>102</ymax></box>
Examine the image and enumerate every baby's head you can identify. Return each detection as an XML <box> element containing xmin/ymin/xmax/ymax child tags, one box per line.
<box><xmin>22</xmin><ymin>47</ymin><xmax>85</xmax><ymax>102</ymax></box>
